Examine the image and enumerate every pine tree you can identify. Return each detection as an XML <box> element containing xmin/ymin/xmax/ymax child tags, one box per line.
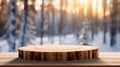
<box><xmin>59</xmin><ymin>0</ymin><xmax>64</xmax><ymax>44</ymax></box>
<box><xmin>9</xmin><ymin>0</ymin><xmax>17</xmax><ymax>51</ymax></box>
<box><xmin>20</xmin><ymin>0</ymin><xmax>37</xmax><ymax>46</ymax></box>
<box><xmin>86</xmin><ymin>0</ymin><xmax>94</xmax><ymax>40</ymax></box>
<box><xmin>87</xmin><ymin>0</ymin><xmax>92</xmax><ymax>19</ymax></box>
<box><xmin>103</xmin><ymin>0</ymin><xmax>107</xmax><ymax>43</ymax></box>
<box><xmin>94</xmin><ymin>0</ymin><xmax>98</xmax><ymax>34</ymax></box>
<box><xmin>48</xmin><ymin>0</ymin><xmax>55</xmax><ymax>44</ymax></box>
<box><xmin>40</xmin><ymin>0</ymin><xmax>44</xmax><ymax>45</ymax></box>
<box><xmin>51</xmin><ymin>0</ymin><xmax>55</xmax><ymax>44</ymax></box>
<box><xmin>110</xmin><ymin>0</ymin><xmax>117</xmax><ymax>46</ymax></box>
<box><xmin>72</xmin><ymin>0</ymin><xmax>78</xmax><ymax>40</ymax></box>
<box><xmin>79</xmin><ymin>0</ymin><xmax>85</xmax><ymax>39</ymax></box>
<box><xmin>0</xmin><ymin>0</ymin><xmax>9</xmax><ymax>39</ymax></box>
<box><xmin>19</xmin><ymin>0</ymin><xmax>28</xmax><ymax>46</ymax></box>
<box><xmin>60</xmin><ymin>0</ymin><xmax>68</xmax><ymax>43</ymax></box>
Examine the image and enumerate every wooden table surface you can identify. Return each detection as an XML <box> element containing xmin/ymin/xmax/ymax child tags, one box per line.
<box><xmin>0</xmin><ymin>52</ymin><xmax>120</xmax><ymax>67</ymax></box>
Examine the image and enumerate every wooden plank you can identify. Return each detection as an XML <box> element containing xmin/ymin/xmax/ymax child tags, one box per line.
<box><xmin>0</xmin><ymin>52</ymin><xmax>120</xmax><ymax>66</ymax></box>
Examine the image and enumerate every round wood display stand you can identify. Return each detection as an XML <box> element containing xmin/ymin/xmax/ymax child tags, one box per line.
<box><xmin>18</xmin><ymin>45</ymin><xmax>98</xmax><ymax>61</ymax></box>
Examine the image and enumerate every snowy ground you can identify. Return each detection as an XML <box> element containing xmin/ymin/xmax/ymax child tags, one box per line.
<box><xmin>93</xmin><ymin>31</ymin><xmax>120</xmax><ymax>52</ymax></box>
<box><xmin>0</xmin><ymin>31</ymin><xmax>120</xmax><ymax>52</ymax></box>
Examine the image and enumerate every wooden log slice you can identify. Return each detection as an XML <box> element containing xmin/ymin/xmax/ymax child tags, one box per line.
<box><xmin>18</xmin><ymin>45</ymin><xmax>98</xmax><ymax>61</ymax></box>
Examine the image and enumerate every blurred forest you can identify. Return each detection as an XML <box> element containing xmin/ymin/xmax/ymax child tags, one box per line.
<box><xmin>0</xmin><ymin>0</ymin><xmax>120</xmax><ymax>52</ymax></box>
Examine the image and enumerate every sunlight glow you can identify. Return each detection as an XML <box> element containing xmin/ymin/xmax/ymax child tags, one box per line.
<box><xmin>16</xmin><ymin>1</ymin><xmax>24</xmax><ymax>11</ymax></box>
<box><xmin>28</xmin><ymin>0</ymin><xmax>32</xmax><ymax>5</ymax></box>
<box><xmin>84</xmin><ymin>0</ymin><xmax>88</xmax><ymax>17</ymax></box>
<box><xmin>53</xmin><ymin>0</ymin><xmax>60</xmax><ymax>10</ymax></box>
<box><xmin>35</xmin><ymin>0</ymin><xmax>42</xmax><ymax>10</ymax></box>
<box><xmin>92</xmin><ymin>0</ymin><xmax>97</xmax><ymax>9</ymax></box>
<box><xmin>92</xmin><ymin>0</ymin><xmax>97</xmax><ymax>17</ymax></box>
<box><xmin>27</xmin><ymin>0</ymin><xmax>111</xmax><ymax>18</ymax></box>
<box><xmin>98</xmin><ymin>0</ymin><xmax>103</xmax><ymax>18</ymax></box>
<box><xmin>79</xmin><ymin>0</ymin><xmax>84</xmax><ymax>5</ymax></box>
<box><xmin>53</xmin><ymin>0</ymin><xmax>110</xmax><ymax>18</ymax></box>
<box><xmin>0</xmin><ymin>0</ymin><xmax>1</xmax><ymax>10</ymax></box>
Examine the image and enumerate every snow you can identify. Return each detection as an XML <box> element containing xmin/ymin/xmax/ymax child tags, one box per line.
<box><xmin>0</xmin><ymin>40</ymin><xmax>9</xmax><ymax>52</ymax></box>
<box><xmin>0</xmin><ymin>31</ymin><xmax>120</xmax><ymax>52</ymax></box>
<box><xmin>92</xmin><ymin>31</ymin><xmax>120</xmax><ymax>52</ymax></box>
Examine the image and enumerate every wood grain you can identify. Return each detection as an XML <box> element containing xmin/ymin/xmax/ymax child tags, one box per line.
<box><xmin>0</xmin><ymin>52</ymin><xmax>120</xmax><ymax>66</ymax></box>
<box><xmin>18</xmin><ymin>45</ymin><xmax>98</xmax><ymax>61</ymax></box>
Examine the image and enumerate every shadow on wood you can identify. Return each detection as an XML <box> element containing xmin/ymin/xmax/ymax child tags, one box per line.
<box><xmin>3</xmin><ymin>58</ymin><xmax>107</xmax><ymax>67</ymax></box>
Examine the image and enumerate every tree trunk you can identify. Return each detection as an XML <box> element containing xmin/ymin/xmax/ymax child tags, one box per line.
<box><xmin>110</xmin><ymin>0</ymin><xmax>117</xmax><ymax>46</ymax></box>
<box><xmin>18</xmin><ymin>45</ymin><xmax>98</xmax><ymax>61</ymax></box>
<box><xmin>95</xmin><ymin>0</ymin><xmax>98</xmax><ymax>34</ymax></box>
<box><xmin>9</xmin><ymin>0</ymin><xmax>17</xmax><ymax>52</ymax></box>
<box><xmin>20</xmin><ymin>0</ymin><xmax>28</xmax><ymax>47</ymax></box>
<box><xmin>87</xmin><ymin>0</ymin><xmax>92</xmax><ymax>19</ymax></box>
<box><xmin>48</xmin><ymin>0</ymin><xmax>54</xmax><ymax>44</ymax></box>
<box><xmin>51</xmin><ymin>0</ymin><xmax>55</xmax><ymax>44</ymax></box>
<box><xmin>40</xmin><ymin>0</ymin><xmax>44</xmax><ymax>45</ymax></box>
<box><xmin>103</xmin><ymin>0</ymin><xmax>107</xmax><ymax>43</ymax></box>
<box><xmin>0</xmin><ymin>0</ymin><xmax>9</xmax><ymax>38</ymax></box>
<box><xmin>72</xmin><ymin>0</ymin><xmax>79</xmax><ymax>40</ymax></box>
<box><xmin>87</xmin><ymin>0</ymin><xmax>93</xmax><ymax>40</ymax></box>
<box><xmin>59</xmin><ymin>0</ymin><xmax>64</xmax><ymax>44</ymax></box>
